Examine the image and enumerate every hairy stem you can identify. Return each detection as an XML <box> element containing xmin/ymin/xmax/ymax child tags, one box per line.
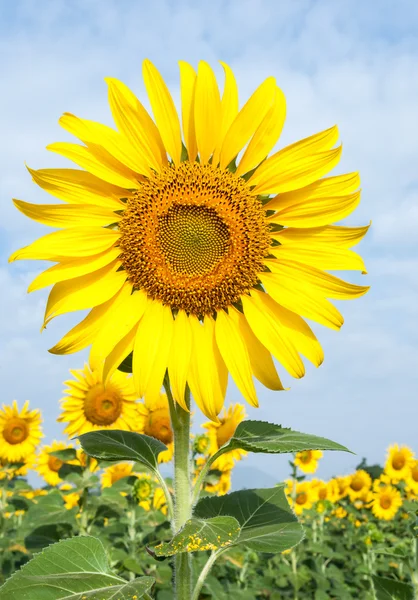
<box><xmin>191</xmin><ymin>549</ymin><xmax>228</xmax><ymax>600</ymax></box>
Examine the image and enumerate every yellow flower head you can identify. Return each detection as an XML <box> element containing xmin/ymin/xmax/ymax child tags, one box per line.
<box><xmin>405</xmin><ymin>459</ymin><xmax>418</xmax><ymax>495</ymax></box>
<box><xmin>371</xmin><ymin>485</ymin><xmax>403</xmax><ymax>521</ymax></box>
<box><xmin>0</xmin><ymin>401</ymin><xmax>43</xmax><ymax>463</ymax></box>
<box><xmin>384</xmin><ymin>444</ymin><xmax>415</xmax><ymax>482</ymax></box>
<box><xmin>58</xmin><ymin>363</ymin><xmax>138</xmax><ymax>437</ymax></box>
<box><xmin>134</xmin><ymin>473</ymin><xmax>153</xmax><ymax>502</ymax></box>
<box><xmin>136</xmin><ymin>394</ymin><xmax>173</xmax><ymax>463</ymax></box>
<box><xmin>294</xmin><ymin>449</ymin><xmax>323</xmax><ymax>474</ymax></box>
<box><xmin>288</xmin><ymin>481</ymin><xmax>314</xmax><ymax>515</ymax></box>
<box><xmin>347</xmin><ymin>470</ymin><xmax>372</xmax><ymax>500</ymax></box>
<box><xmin>35</xmin><ymin>441</ymin><xmax>70</xmax><ymax>486</ymax></box>
<box><xmin>203</xmin><ymin>403</ymin><xmax>246</xmax><ymax>464</ymax></box>
<box><xmin>333</xmin><ymin>506</ymin><xmax>348</xmax><ymax>519</ymax></box>
<box><xmin>101</xmin><ymin>462</ymin><xmax>135</xmax><ymax>488</ymax></box>
<box><xmin>10</xmin><ymin>59</ymin><xmax>369</xmax><ymax>420</ymax></box>
<box><xmin>310</xmin><ymin>479</ymin><xmax>339</xmax><ymax>503</ymax></box>
<box><xmin>63</xmin><ymin>491</ymin><xmax>81</xmax><ymax>510</ymax></box>
<box><xmin>194</xmin><ymin>434</ymin><xmax>210</xmax><ymax>455</ymax></box>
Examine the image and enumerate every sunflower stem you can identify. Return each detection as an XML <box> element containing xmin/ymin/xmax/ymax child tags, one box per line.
<box><xmin>191</xmin><ymin>446</ymin><xmax>227</xmax><ymax>506</ymax></box>
<box><xmin>171</xmin><ymin>384</ymin><xmax>192</xmax><ymax>600</ymax></box>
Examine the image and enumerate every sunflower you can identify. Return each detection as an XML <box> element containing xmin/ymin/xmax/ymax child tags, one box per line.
<box><xmin>384</xmin><ymin>444</ymin><xmax>414</xmax><ymax>482</ymax></box>
<box><xmin>0</xmin><ymin>401</ymin><xmax>43</xmax><ymax>463</ymax></box>
<box><xmin>289</xmin><ymin>481</ymin><xmax>315</xmax><ymax>515</ymax></box>
<box><xmin>10</xmin><ymin>59</ymin><xmax>369</xmax><ymax>420</ymax></box>
<box><xmin>203</xmin><ymin>403</ymin><xmax>246</xmax><ymax>464</ymax></box>
<box><xmin>35</xmin><ymin>441</ymin><xmax>70</xmax><ymax>486</ymax></box>
<box><xmin>58</xmin><ymin>363</ymin><xmax>138</xmax><ymax>436</ymax></box>
<box><xmin>294</xmin><ymin>449</ymin><xmax>323</xmax><ymax>474</ymax></box>
<box><xmin>310</xmin><ymin>479</ymin><xmax>339</xmax><ymax>503</ymax></box>
<box><xmin>193</xmin><ymin>434</ymin><xmax>210</xmax><ymax>455</ymax></box>
<box><xmin>101</xmin><ymin>462</ymin><xmax>136</xmax><ymax>488</ymax></box>
<box><xmin>370</xmin><ymin>485</ymin><xmax>403</xmax><ymax>521</ymax></box>
<box><xmin>0</xmin><ymin>455</ymin><xmax>35</xmax><ymax>480</ymax></box>
<box><xmin>405</xmin><ymin>460</ymin><xmax>418</xmax><ymax>495</ymax></box>
<box><xmin>136</xmin><ymin>393</ymin><xmax>173</xmax><ymax>463</ymax></box>
<box><xmin>346</xmin><ymin>470</ymin><xmax>372</xmax><ymax>501</ymax></box>
<box><xmin>63</xmin><ymin>492</ymin><xmax>81</xmax><ymax>510</ymax></box>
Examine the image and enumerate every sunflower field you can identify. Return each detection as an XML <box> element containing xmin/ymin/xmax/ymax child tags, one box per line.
<box><xmin>0</xmin><ymin>395</ymin><xmax>417</xmax><ymax>599</ymax></box>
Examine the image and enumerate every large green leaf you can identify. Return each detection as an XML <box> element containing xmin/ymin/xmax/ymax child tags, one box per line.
<box><xmin>224</xmin><ymin>420</ymin><xmax>351</xmax><ymax>454</ymax></box>
<box><xmin>153</xmin><ymin>516</ymin><xmax>240</xmax><ymax>557</ymax></box>
<box><xmin>78</xmin><ymin>429</ymin><xmax>167</xmax><ymax>472</ymax></box>
<box><xmin>0</xmin><ymin>536</ymin><xmax>154</xmax><ymax>599</ymax></box>
<box><xmin>194</xmin><ymin>485</ymin><xmax>303</xmax><ymax>553</ymax></box>
<box><xmin>373</xmin><ymin>576</ymin><xmax>414</xmax><ymax>600</ymax></box>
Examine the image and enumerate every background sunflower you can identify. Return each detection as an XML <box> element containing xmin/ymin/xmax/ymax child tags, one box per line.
<box><xmin>0</xmin><ymin>401</ymin><xmax>43</xmax><ymax>463</ymax></box>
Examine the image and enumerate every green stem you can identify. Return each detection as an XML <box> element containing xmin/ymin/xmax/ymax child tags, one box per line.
<box><xmin>170</xmin><ymin>384</ymin><xmax>192</xmax><ymax>600</ymax></box>
<box><xmin>191</xmin><ymin>446</ymin><xmax>226</xmax><ymax>506</ymax></box>
<box><xmin>291</xmin><ymin>549</ymin><xmax>299</xmax><ymax>600</ymax></box>
<box><xmin>191</xmin><ymin>548</ymin><xmax>228</xmax><ymax>600</ymax></box>
<box><xmin>153</xmin><ymin>468</ymin><xmax>174</xmax><ymax>525</ymax></box>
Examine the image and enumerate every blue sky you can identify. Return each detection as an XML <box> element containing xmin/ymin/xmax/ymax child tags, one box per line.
<box><xmin>1</xmin><ymin>0</ymin><xmax>418</xmax><ymax>488</ymax></box>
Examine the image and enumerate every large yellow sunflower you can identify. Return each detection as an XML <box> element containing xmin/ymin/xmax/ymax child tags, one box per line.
<box><xmin>0</xmin><ymin>401</ymin><xmax>43</xmax><ymax>463</ymax></box>
<box><xmin>294</xmin><ymin>449</ymin><xmax>323</xmax><ymax>474</ymax></box>
<box><xmin>346</xmin><ymin>470</ymin><xmax>372</xmax><ymax>501</ymax></box>
<box><xmin>136</xmin><ymin>394</ymin><xmax>174</xmax><ymax>463</ymax></box>
<box><xmin>57</xmin><ymin>363</ymin><xmax>138</xmax><ymax>436</ymax></box>
<box><xmin>10</xmin><ymin>60</ymin><xmax>369</xmax><ymax>420</ymax></box>
<box><xmin>35</xmin><ymin>441</ymin><xmax>70</xmax><ymax>486</ymax></box>
<box><xmin>203</xmin><ymin>403</ymin><xmax>247</xmax><ymax>464</ymax></box>
<box><xmin>370</xmin><ymin>485</ymin><xmax>402</xmax><ymax>521</ymax></box>
<box><xmin>384</xmin><ymin>444</ymin><xmax>414</xmax><ymax>482</ymax></box>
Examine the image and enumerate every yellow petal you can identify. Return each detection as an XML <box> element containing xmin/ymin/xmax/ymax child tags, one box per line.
<box><xmin>231</xmin><ymin>307</ymin><xmax>285</xmax><ymax>391</ymax></box>
<box><xmin>249</xmin><ymin>125</ymin><xmax>340</xmax><ymax>194</ymax></box>
<box><xmin>27</xmin><ymin>167</ymin><xmax>128</xmax><ymax>209</ymax></box>
<box><xmin>211</xmin><ymin>61</ymin><xmax>239</xmax><ymax>166</ymax></box>
<box><xmin>142</xmin><ymin>59</ymin><xmax>182</xmax><ymax>165</ymax></box>
<box><xmin>215</xmin><ymin>309</ymin><xmax>258</xmax><ymax>407</ymax></box>
<box><xmin>242</xmin><ymin>290</ymin><xmax>305</xmax><ymax>378</ymax></box>
<box><xmin>266</xmin><ymin>304</ymin><xmax>323</xmax><ymax>367</ymax></box>
<box><xmin>47</xmin><ymin>142</ymin><xmax>138</xmax><ymax>189</ymax></box>
<box><xmin>179</xmin><ymin>62</ymin><xmax>198</xmax><ymax>162</ymax></box>
<box><xmin>133</xmin><ymin>300</ymin><xmax>174</xmax><ymax>401</ymax></box>
<box><xmin>105</xmin><ymin>78</ymin><xmax>167</xmax><ymax>171</ymax></box>
<box><xmin>270</xmin><ymin>242</ymin><xmax>367</xmax><ymax>273</ymax></box>
<box><xmin>194</xmin><ymin>61</ymin><xmax>222</xmax><ymax>164</ymax></box>
<box><xmin>9</xmin><ymin>227</ymin><xmax>120</xmax><ymax>262</ymax></box>
<box><xmin>103</xmin><ymin>325</ymin><xmax>138</xmax><ymax>383</ymax></box>
<box><xmin>236</xmin><ymin>86</ymin><xmax>286</xmax><ymax>176</ymax></box>
<box><xmin>168</xmin><ymin>309</ymin><xmax>192</xmax><ymax>411</ymax></box>
<box><xmin>259</xmin><ymin>272</ymin><xmax>344</xmax><ymax>330</ymax></box>
<box><xmin>268</xmin><ymin>190</ymin><xmax>361</xmax><ymax>228</ymax></box>
<box><xmin>12</xmin><ymin>199</ymin><xmax>121</xmax><ymax>228</ymax></box>
<box><xmin>188</xmin><ymin>316</ymin><xmax>227</xmax><ymax>421</ymax></box>
<box><xmin>265</xmin><ymin>259</ymin><xmax>370</xmax><ymax>299</ymax></box>
<box><xmin>273</xmin><ymin>222</ymin><xmax>370</xmax><ymax>248</ymax></box>
<box><xmin>48</xmin><ymin>287</ymin><xmax>127</xmax><ymax>355</ymax></box>
<box><xmin>28</xmin><ymin>247</ymin><xmax>122</xmax><ymax>292</ymax></box>
<box><xmin>90</xmin><ymin>289</ymin><xmax>148</xmax><ymax>370</ymax></box>
<box><xmin>43</xmin><ymin>261</ymin><xmax>127</xmax><ymax>327</ymax></box>
<box><xmin>59</xmin><ymin>113</ymin><xmax>152</xmax><ymax>176</ymax></box>
<box><xmin>266</xmin><ymin>171</ymin><xmax>360</xmax><ymax>212</ymax></box>
<box><xmin>220</xmin><ymin>76</ymin><xmax>276</xmax><ymax>169</ymax></box>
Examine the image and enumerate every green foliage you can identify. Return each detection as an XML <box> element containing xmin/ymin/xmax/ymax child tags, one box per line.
<box><xmin>153</xmin><ymin>516</ymin><xmax>240</xmax><ymax>557</ymax></box>
<box><xmin>23</xmin><ymin>491</ymin><xmax>77</xmax><ymax>530</ymax></box>
<box><xmin>78</xmin><ymin>429</ymin><xmax>167</xmax><ymax>472</ymax></box>
<box><xmin>224</xmin><ymin>420</ymin><xmax>352</xmax><ymax>455</ymax></box>
<box><xmin>0</xmin><ymin>536</ymin><xmax>155</xmax><ymax>599</ymax></box>
<box><xmin>49</xmin><ymin>448</ymin><xmax>78</xmax><ymax>461</ymax></box>
<box><xmin>373</xmin><ymin>576</ymin><xmax>414</xmax><ymax>600</ymax></box>
<box><xmin>195</xmin><ymin>485</ymin><xmax>304</xmax><ymax>553</ymax></box>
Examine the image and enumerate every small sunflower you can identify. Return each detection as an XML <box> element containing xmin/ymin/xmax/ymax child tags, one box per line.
<box><xmin>384</xmin><ymin>444</ymin><xmax>414</xmax><ymax>482</ymax></box>
<box><xmin>58</xmin><ymin>363</ymin><xmax>138</xmax><ymax>436</ymax></box>
<box><xmin>136</xmin><ymin>394</ymin><xmax>173</xmax><ymax>463</ymax></box>
<box><xmin>35</xmin><ymin>441</ymin><xmax>70</xmax><ymax>486</ymax></box>
<box><xmin>371</xmin><ymin>485</ymin><xmax>402</xmax><ymax>521</ymax></box>
<box><xmin>405</xmin><ymin>460</ymin><xmax>418</xmax><ymax>495</ymax></box>
<box><xmin>310</xmin><ymin>479</ymin><xmax>339</xmax><ymax>503</ymax></box>
<box><xmin>333</xmin><ymin>506</ymin><xmax>348</xmax><ymax>519</ymax></box>
<box><xmin>11</xmin><ymin>59</ymin><xmax>369</xmax><ymax>420</ymax></box>
<box><xmin>294</xmin><ymin>449</ymin><xmax>323</xmax><ymax>474</ymax></box>
<box><xmin>290</xmin><ymin>481</ymin><xmax>314</xmax><ymax>515</ymax></box>
<box><xmin>194</xmin><ymin>434</ymin><xmax>210</xmax><ymax>455</ymax></box>
<box><xmin>0</xmin><ymin>401</ymin><xmax>43</xmax><ymax>463</ymax></box>
<box><xmin>101</xmin><ymin>462</ymin><xmax>135</xmax><ymax>488</ymax></box>
<box><xmin>203</xmin><ymin>403</ymin><xmax>246</xmax><ymax>464</ymax></box>
<box><xmin>346</xmin><ymin>470</ymin><xmax>372</xmax><ymax>501</ymax></box>
<box><xmin>133</xmin><ymin>473</ymin><xmax>153</xmax><ymax>508</ymax></box>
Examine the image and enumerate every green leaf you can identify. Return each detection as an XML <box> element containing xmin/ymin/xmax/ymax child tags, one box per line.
<box><xmin>153</xmin><ymin>516</ymin><xmax>240</xmax><ymax>557</ymax></box>
<box><xmin>195</xmin><ymin>485</ymin><xmax>303</xmax><ymax>553</ymax></box>
<box><xmin>49</xmin><ymin>448</ymin><xmax>78</xmax><ymax>461</ymax></box>
<box><xmin>118</xmin><ymin>352</ymin><xmax>133</xmax><ymax>373</ymax></box>
<box><xmin>0</xmin><ymin>536</ymin><xmax>155</xmax><ymax>599</ymax></box>
<box><xmin>23</xmin><ymin>491</ymin><xmax>77</xmax><ymax>531</ymax></box>
<box><xmin>373</xmin><ymin>576</ymin><xmax>414</xmax><ymax>600</ymax></box>
<box><xmin>224</xmin><ymin>420</ymin><xmax>352</xmax><ymax>455</ymax></box>
<box><xmin>78</xmin><ymin>429</ymin><xmax>167</xmax><ymax>472</ymax></box>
